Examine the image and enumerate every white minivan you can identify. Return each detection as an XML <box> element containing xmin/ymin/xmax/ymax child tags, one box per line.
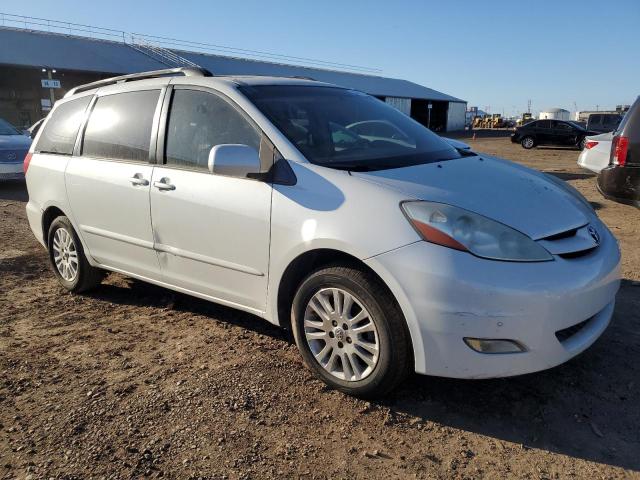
<box><xmin>25</xmin><ymin>68</ymin><xmax>621</xmax><ymax>397</ymax></box>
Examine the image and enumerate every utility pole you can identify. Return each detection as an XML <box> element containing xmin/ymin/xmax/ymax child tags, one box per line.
<box><xmin>41</xmin><ymin>67</ymin><xmax>58</xmax><ymax>113</ymax></box>
<box><xmin>527</xmin><ymin>99</ymin><xmax>531</xmax><ymax>114</ymax></box>
<box><xmin>47</xmin><ymin>69</ymin><xmax>55</xmax><ymax>106</ymax></box>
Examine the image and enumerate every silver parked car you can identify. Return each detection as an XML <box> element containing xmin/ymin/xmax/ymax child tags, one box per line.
<box><xmin>24</xmin><ymin>68</ymin><xmax>620</xmax><ymax>397</ymax></box>
<box><xmin>0</xmin><ymin>117</ymin><xmax>31</xmax><ymax>180</ymax></box>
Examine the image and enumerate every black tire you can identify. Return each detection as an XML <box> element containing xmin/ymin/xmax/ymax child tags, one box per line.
<box><xmin>47</xmin><ymin>216</ymin><xmax>103</xmax><ymax>293</ymax></box>
<box><xmin>521</xmin><ymin>136</ymin><xmax>536</xmax><ymax>149</ymax></box>
<box><xmin>291</xmin><ymin>265</ymin><xmax>412</xmax><ymax>398</ymax></box>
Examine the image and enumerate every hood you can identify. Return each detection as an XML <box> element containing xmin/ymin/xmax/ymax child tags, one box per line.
<box><xmin>352</xmin><ymin>155</ymin><xmax>591</xmax><ymax>240</ymax></box>
<box><xmin>442</xmin><ymin>137</ymin><xmax>471</xmax><ymax>150</ymax></box>
<box><xmin>0</xmin><ymin>134</ymin><xmax>31</xmax><ymax>150</ymax></box>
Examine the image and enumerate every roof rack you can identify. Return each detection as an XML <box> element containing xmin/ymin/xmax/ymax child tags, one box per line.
<box><xmin>64</xmin><ymin>67</ymin><xmax>212</xmax><ymax>97</ymax></box>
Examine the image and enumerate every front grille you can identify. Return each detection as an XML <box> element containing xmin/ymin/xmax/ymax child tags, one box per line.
<box><xmin>555</xmin><ymin>318</ymin><xmax>590</xmax><ymax>343</ymax></box>
<box><xmin>537</xmin><ymin>224</ymin><xmax>600</xmax><ymax>259</ymax></box>
<box><xmin>558</xmin><ymin>247</ymin><xmax>597</xmax><ymax>259</ymax></box>
<box><xmin>543</xmin><ymin>228</ymin><xmax>579</xmax><ymax>241</ymax></box>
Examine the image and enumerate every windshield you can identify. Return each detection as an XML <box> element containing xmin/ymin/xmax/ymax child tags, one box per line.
<box><xmin>240</xmin><ymin>85</ymin><xmax>461</xmax><ymax>170</ymax></box>
<box><xmin>0</xmin><ymin>118</ymin><xmax>21</xmax><ymax>135</ymax></box>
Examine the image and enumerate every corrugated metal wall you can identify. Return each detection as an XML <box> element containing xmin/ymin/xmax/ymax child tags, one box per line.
<box><xmin>385</xmin><ymin>97</ymin><xmax>411</xmax><ymax>116</ymax></box>
<box><xmin>446</xmin><ymin>102</ymin><xmax>467</xmax><ymax>131</ymax></box>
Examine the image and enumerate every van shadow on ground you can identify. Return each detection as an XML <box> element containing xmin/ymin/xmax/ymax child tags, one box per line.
<box><xmin>86</xmin><ymin>275</ymin><xmax>640</xmax><ymax>472</ymax></box>
<box><xmin>382</xmin><ymin>281</ymin><xmax>640</xmax><ymax>472</ymax></box>
<box><xmin>0</xmin><ymin>179</ymin><xmax>28</xmax><ymax>202</ymax></box>
<box><xmin>545</xmin><ymin>171</ymin><xmax>596</xmax><ymax>181</ymax></box>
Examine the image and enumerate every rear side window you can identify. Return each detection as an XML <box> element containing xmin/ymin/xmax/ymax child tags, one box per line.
<box><xmin>35</xmin><ymin>96</ymin><xmax>91</xmax><ymax>155</ymax></box>
<box><xmin>82</xmin><ymin>90</ymin><xmax>160</xmax><ymax>162</ymax></box>
<box><xmin>165</xmin><ymin>89</ymin><xmax>260</xmax><ymax>171</ymax></box>
<box><xmin>603</xmin><ymin>115</ymin><xmax>621</xmax><ymax>126</ymax></box>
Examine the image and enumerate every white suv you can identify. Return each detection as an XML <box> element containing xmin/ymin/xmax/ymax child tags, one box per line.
<box><xmin>25</xmin><ymin>68</ymin><xmax>620</xmax><ymax>397</ymax></box>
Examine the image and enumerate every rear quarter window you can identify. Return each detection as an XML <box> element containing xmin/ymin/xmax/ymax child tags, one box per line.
<box><xmin>82</xmin><ymin>90</ymin><xmax>160</xmax><ymax>162</ymax></box>
<box><xmin>35</xmin><ymin>96</ymin><xmax>92</xmax><ymax>155</ymax></box>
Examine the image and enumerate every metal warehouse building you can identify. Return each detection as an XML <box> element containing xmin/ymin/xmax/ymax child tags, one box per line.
<box><xmin>0</xmin><ymin>21</ymin><xmax>466</xmax><ymax>132</ymax></box>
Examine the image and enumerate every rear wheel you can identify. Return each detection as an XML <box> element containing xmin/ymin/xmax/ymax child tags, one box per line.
<box><xmin>291</xmin><ymin>265</ymin><xmax>411</xmax><ymax>398</ymax></box>
<box><xmin>47</xmin><ymin>216</ymin><xmax>103</xmax><ymax>293</ymax></box>
<box><xmin>521</xmin><ymin>136</ymin><xmax>535</xmax><ymax>149</ymax></box>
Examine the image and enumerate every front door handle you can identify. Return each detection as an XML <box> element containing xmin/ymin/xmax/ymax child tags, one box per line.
<box><xmin>130</xmin><ymin>174</ymin><xmax>149</xmax><ymax>186</ymax></box>
<box><xmin>153</xmin><ymin>178</ymin><xmax>176</xmax><ymax>191</ymax></box>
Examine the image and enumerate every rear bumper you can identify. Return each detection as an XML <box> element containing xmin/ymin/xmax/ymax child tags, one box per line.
<box><xmin>26</xmin><ymin>200</ymin><xmax>45</xmax><ymax>248</ymax></box>
<box><xmin>577</xmin><ymin>150</ymin><xmax>604</xmax><ymax>174</ymax></box>
<box><xmin>0</xmin><ymin>162</ymin><xmax>24</xmax><ymax>180</ymax></box>
<box><xmin>597</xmin><ymin>164</ymin><xmax>640</xmax><ymax>207</ymax></box>
<box><xmin>366</xmin><ymin>221</ymin><xmax>621</xmax><ymax>378</ymax></box>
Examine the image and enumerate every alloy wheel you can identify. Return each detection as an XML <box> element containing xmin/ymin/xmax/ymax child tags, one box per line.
<box><xmin>303</xmin><ymin>287</ymin><xmax>380</xmax><ymax>381</ymax></box>
<box><xmin>52</xmin><ymin>227</ymin><xmax>79</xmax><ymax>282</ymax></box>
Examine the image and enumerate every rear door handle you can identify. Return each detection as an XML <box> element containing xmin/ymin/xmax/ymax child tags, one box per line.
<box><xmin>130</xmin><ymin>175</ymin><xmax>149</xmax><ymax>186</ymax></box>
<box><xmin>153</xmin><ymin>178</ymin><xmax>175</xmax><ymax>191</ymax></box>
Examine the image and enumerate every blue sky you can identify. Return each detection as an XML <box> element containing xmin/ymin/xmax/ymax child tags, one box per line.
<box><xmin>7</xmin><ymin>0</ymin><xmax>639</xmax><ymax>115</ymax></box>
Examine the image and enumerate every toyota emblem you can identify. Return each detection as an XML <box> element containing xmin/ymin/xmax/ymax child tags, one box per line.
<box><xmin>588</xmin><ymin>225</ymin><xmax>600</xmax><ymax>245</ymax></box>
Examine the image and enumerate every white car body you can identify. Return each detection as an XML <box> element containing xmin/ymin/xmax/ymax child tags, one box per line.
<box><xmin>25</xmin><ymin>73</ymin><xmax>620</xmax><ymax>382</ymax></box>
<box><xmin>578</xmin><ymin>132</ymin><xmax>613</xmax><ymax>173</ymax></box>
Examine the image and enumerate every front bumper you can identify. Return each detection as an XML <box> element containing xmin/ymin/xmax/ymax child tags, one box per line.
<box><xmin>510</xmin><ymin>133</ymin><xmax>520</xmax><ymax>143</ymax></box>
<box><xmin>366</xmin><ymin>221</ymin><xmax>621</xmax><ymax>378</ymax></box>
<box><xmin>0</xmin><ymin>162</ymin><xmax>25</xmax><ymax>180</ymax></box>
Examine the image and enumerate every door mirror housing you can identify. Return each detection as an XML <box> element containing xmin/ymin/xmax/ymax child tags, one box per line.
<box><xmin>208</xmin><ymin>144</ymin><xmax>261</xmax><ymax>178</ymax></box>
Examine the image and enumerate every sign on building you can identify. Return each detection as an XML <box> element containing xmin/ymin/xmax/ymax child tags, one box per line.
<box><xmin>41</xmin><ymin>79</ymin><xmax>61</xmax><ymax>89</ymax></box>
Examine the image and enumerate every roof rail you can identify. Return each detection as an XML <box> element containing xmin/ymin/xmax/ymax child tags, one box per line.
<box><xmin>64</xmin><ymin>67</ymin><xmax>212</xmax><ymax>97</ymax></box>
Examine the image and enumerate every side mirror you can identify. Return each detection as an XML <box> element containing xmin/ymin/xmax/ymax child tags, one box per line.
<box><xmin>208</xmin><ymin>144</ymin><xmax>261</xmax><ymax>178</ymax></box>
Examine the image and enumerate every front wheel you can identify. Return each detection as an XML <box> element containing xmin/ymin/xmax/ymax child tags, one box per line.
<box><xmin>521</xmin><ymin>136</ymin><xmax>535</xmax><ymax>149</ymax></box>
<box><xmin>291</xmin><ymin>265</ymin><xmax>412</xmax><ymax>398</ymax></box>
<box><xmin>48</xmin><ymin>216</ymin><xmax>103</xmax><ymax>293</ymax></box>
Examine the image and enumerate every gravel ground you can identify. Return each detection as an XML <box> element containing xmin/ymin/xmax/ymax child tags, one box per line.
<box><xmin>1</xmin><ymin>138</ymin><xmax>639</xmax><ymax>479</ymax></box>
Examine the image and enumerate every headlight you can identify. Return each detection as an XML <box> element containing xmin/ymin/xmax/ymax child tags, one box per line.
<box><xmin>401</xmin><ymin>201</ymin><xmax>553</xmax><ymax>262</ymax></box>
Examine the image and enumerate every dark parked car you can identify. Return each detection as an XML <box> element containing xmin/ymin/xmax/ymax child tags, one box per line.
<box><xmin>587</xmin><ymin>113</ymin><xmax>623</xmax><ymax>133</ymax></box>
<box><xmin>511</xmin><ymin>119</ymin><xmax>598</xmax><ymax>150</ymax></box>
<box><xmin>597</xmin><ymin>97</ymin><xmax>640</xmax><ymax>207</ymax></box>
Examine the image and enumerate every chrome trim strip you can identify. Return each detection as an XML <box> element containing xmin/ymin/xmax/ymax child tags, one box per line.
<box><xmin>79</xmin><ymin>225</ymin><xmax>154</xmax><ymax>249</ymax></box>
<box><xmin>155</xmin><ymin>243</ymin><xmax>264</xmax><ymax>276</ymax></box>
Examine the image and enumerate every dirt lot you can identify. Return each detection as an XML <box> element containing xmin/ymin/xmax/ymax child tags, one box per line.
<box><xmin>1</xmin><ymin>138</ymin><xmax>639</xmax><ymax>479</ymax></box>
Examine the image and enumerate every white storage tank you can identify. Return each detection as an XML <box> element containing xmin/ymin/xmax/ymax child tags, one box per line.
<box><xmin>539</xmin><ymin>108</ymin><xmax>570</xmax><ymax>121</ymax></box>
